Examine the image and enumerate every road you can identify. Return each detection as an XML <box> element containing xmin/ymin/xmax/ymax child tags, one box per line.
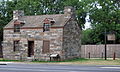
<box><xmin>0</xmin><ymin>63</ymin><xmax>120</xmax><ymax>72</ymax></box>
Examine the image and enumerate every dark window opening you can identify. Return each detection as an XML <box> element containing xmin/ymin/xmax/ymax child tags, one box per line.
<box><xmin>42</xmin><ymin>40</ymin><xmax>50</xmax><ymax>53</ymax></box>
<box><xmin>50</xmin><ymin>20</ymin><xmax>55</xmax><ymax>25</ymax></box>
<box><xmin>13</xmin><ymin>40</ymin><xmax>20</xmax><ymax>52</ymax></box>
<box><xmin>20</xmin><ymin>22</ymin><xmax>25</xmax><ymax>26</ymax></box>
<box><xmin>14</xmin><ymin>24</ymin><xmax>20</xmax><ymax>32</ymax></box>
<box><xmin>43</xmin><ymin>24</ymin><xmax>50</xmax><ymax>32</ymax></box>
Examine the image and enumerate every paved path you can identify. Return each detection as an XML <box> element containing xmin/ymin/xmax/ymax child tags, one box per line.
<box><xmin>0</xmin><ymin>63</ymin><xmax>120</xmax><ymax>72</ymax></box>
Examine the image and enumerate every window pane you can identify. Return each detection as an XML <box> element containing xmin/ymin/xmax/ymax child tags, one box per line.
<box><xmin>14</xmin><ymin>25</ymin><xmax>20</xmax><ymax>32</ymax></box>
<box><xmin>43</xmin><ymin>24</ymin><xmax>50</xmax><ymax>32</ymax></box>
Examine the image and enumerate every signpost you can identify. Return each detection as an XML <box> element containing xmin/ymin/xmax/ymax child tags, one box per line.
<box><xmin>104</xmin><ymin>30</ymin><xmax>115</xmax><ymax>60</ymax></box>
<box><xmin>107</xmin><ymin>34</ymin><xmax>115</xmax><ymax>41</ymax></box>
<box><xmin>104</xmin><ymin>29</ymin><xmax>107</xmax><ymax>60</ymax></box>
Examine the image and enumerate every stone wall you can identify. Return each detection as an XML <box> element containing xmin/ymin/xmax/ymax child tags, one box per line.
<box><xmin>63</xmin><ymin>19</ymin><xmax>81</xmax><ymax>60</ymax></box>
<box><xmin>3</xmin><ymin>28</ymin><xmax>63</xmax><ymax>61</ymax></box>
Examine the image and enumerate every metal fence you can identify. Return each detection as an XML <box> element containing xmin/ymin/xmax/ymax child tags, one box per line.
<box><xmin>81</xmin><ymin>44</ymin><xmax>120</xmax><ymax>58</ymax></box>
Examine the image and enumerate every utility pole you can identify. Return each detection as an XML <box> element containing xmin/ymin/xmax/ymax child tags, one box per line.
<box><xmin>104</xmin><ymin>28</ymin><xmax>107</xmax><ymax>60</ymax></box>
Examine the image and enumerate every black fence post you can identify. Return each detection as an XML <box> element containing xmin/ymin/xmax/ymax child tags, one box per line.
<box><xmin>113</xmin><ymin>52</ymin><xmax>116</xmax><ymax>60</ymax></box>
<box><xmin>102</xmin><ymin>52</ymin><xmax>103</xmax><ymax>59</ymax></box>
<box><xmin>88</xmin><ymin>52</ymin><xmax>90</xmax><ymax>59</ymax></box>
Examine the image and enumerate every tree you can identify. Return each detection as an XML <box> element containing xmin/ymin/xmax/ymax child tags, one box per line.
<box><xmin>88</xmin><ymin>0</ymin><xmax>120</xmax><ymax>44</ymax></box>
<box><xmin>81</xmin><ymin>29</ymin><xmax>93</xmax><ymax>44</ymax></box>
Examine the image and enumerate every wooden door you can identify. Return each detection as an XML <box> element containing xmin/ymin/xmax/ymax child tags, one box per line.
<box><xmin>28</xmin><ymin>41</ymin><xmax>34</xmax><ymax>57</ymax></box>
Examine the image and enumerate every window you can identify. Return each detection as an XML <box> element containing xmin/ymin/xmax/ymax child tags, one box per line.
<box><xmin>42</xmin><ymin>40</ymin><xmax>50</xmax><ymax>53</ymax></box>
<box><xmin>13</xmin><ymin>40</ymin><xmax>20</xmax><ymax>52</ymax></box>
<box><xmin>43</xmin><ymin>24</ymin><xmax>50</xmax><ymax>32</ymax></box>
<box><xmin>14</xmin><ymin>24</ymin><xmax>20</xmax><ymax>32</ymax></box>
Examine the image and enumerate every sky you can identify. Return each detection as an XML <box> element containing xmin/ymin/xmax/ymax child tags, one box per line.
<box><xmin>84</xmin><ymin>15</ymin><xmax>91</xmax><ymax>29</ymax></box>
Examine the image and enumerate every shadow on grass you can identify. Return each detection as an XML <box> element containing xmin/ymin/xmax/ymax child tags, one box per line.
<box><xmin>32</xmin><ymin>58</ymin><xmax>89</xmax><ymax>63</ymax></box>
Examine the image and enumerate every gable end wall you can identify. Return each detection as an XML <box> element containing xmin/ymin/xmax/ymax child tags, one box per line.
<box><xmin>63</xmin><ymin>19</ymin><xmax>81</xmax><ymax>60</ymax></box>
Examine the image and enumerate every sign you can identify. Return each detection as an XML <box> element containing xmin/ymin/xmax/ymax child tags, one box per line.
<box><xmin>107</xmin><ymin>34</ymin><xmax>115</xmax><ymax>41</ymax></box>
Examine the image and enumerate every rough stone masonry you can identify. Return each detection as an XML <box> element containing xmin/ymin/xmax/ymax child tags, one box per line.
<box><xmin>2</xmin><ymin>6</ymin><xmax>81</xmax><ymax>61</ymax></box>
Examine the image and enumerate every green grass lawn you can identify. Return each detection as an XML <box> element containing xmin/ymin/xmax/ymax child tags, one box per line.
<box><xmin>0</xmin><ymin>58</ymin><xmax>23</xmax><ymax>62</ymax></box>
<box><xmin>32</xmin><ymin>58</ymin><xmax>120</xmax><ymax>65</ymax></box>
<box><xmin>62</xmin><ymin>58</ymin><xmax>120</xmax><ymax>65</ymax></box>
<box><xmin>0</xmin><ymin>58</ymin><xmax>120</xmax><ymax>65</ymax></box>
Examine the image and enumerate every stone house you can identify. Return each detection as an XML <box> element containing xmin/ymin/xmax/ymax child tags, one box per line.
<box><xmin>2</xmin><ymin>6</ymin><xmax>81</xmax><ymax>61</ymax></box>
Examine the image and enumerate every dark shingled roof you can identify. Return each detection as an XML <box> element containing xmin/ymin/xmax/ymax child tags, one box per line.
<box><xmin>4</xmin><ymin>14</ymin><xmax>70</xmax><ymax>28</ymax></box>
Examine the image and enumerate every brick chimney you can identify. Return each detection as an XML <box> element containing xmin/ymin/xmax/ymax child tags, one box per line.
<box><xmin>13</xmin><ymin>10</ymin><xmax>24</xmax><ymax>20</ymax></box>
<box><xmin>64</xmin><ymin>6</ymin><xmax>75</xmax><ymax>18</ymax></box>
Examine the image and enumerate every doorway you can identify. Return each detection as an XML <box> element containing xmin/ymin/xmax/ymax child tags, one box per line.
<box><xmin>28</xmin><ymin>41</ymin><xmax>34</xmax><ymax>57</ymax></box>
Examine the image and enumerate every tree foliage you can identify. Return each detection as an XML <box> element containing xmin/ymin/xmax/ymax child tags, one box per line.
<box><xmin>82</xmin><ymin>0</ymin><xmax>120</xmax><ymax>44</ymax></box>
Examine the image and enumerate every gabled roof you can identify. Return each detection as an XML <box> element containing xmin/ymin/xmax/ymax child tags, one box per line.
<box><xmin>4</xmin><ymin>14</ymin><xmax>70</xmax><ymax>28</ymax></box>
